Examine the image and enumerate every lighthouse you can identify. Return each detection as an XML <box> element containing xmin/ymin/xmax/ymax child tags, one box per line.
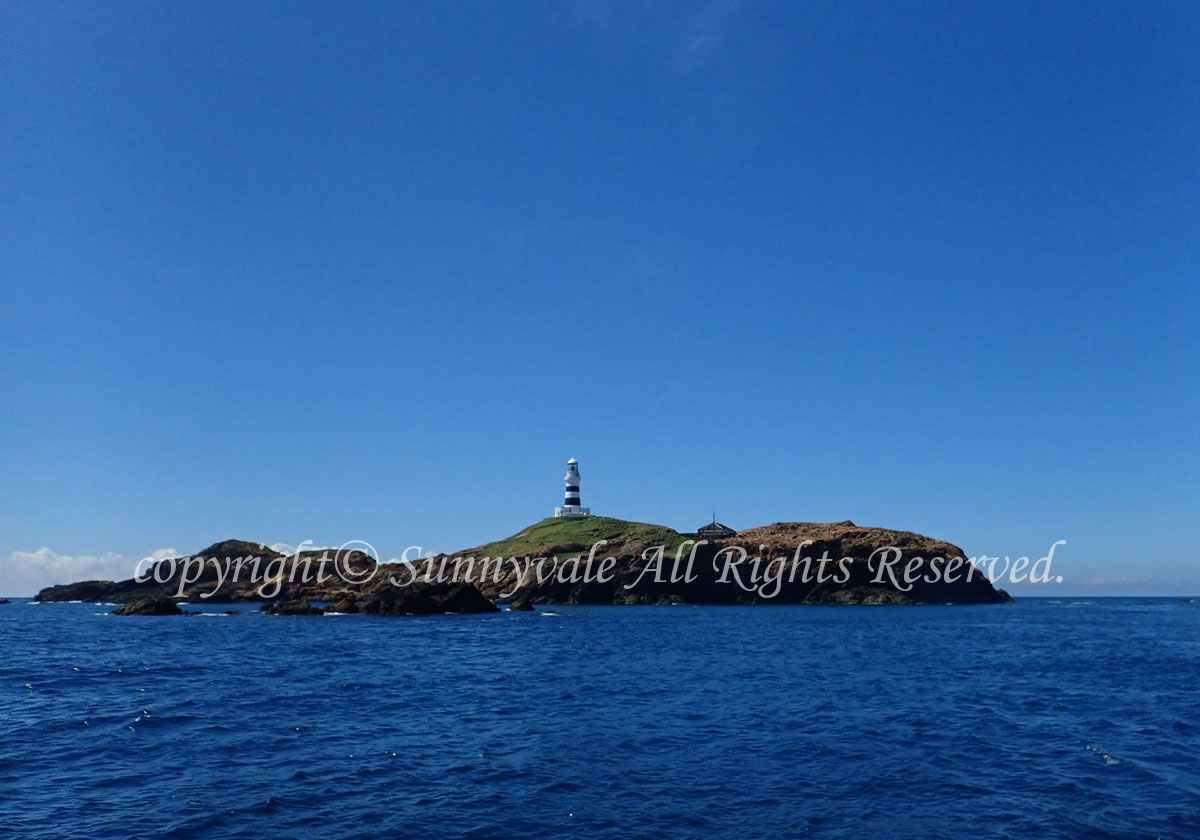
<box><xmin>554</xmin><ymin>458</ymin><xmax>592</xmax><ymax>519</ymax></box>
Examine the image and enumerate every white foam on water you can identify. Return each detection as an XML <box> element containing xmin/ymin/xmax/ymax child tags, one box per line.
<box><xmin>1086</xmin><ymin>743</ymin><xmax>1123</xmax><ymax>766</ymax></box>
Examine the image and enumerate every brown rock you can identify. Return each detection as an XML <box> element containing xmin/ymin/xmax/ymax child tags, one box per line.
<box><xmin>112</xmin><ymin>597</ymin><xmax>185</xmax><ymax>616</ymax></box>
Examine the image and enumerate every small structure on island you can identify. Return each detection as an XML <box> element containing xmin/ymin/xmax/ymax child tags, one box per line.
<box><xmin>554</xmin><ymin>457</ymin><xmax>592</xmax><ymax>519</ymax></box>
<box><xmin>697</xmin><ymin>514</ymin><xmax>736</xmax><ymax>539</ymax></box>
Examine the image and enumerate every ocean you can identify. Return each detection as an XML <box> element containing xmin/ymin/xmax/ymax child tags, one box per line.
<box><xmin>1</xmin><ymin>598</ymin><xmax>1196</xmax><ymax>839</ymax></box>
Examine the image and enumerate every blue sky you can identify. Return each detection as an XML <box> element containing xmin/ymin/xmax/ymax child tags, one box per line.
<box><xmin>1</xmin><ymin>1</ymin><xmax>1197</xmax><ymax>596</ymax></box>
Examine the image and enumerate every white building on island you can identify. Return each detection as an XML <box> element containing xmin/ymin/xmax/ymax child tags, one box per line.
<box><xmin>554</xmin><ymin>457</ymin><xmax>592</xmax><ymax>519</ymax></box>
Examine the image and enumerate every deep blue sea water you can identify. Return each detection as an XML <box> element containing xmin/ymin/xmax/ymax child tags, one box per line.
<box><xmin>1</xmin><ymin>598</ymin><xmax>1197</xmax><ymax>839</ymax></box>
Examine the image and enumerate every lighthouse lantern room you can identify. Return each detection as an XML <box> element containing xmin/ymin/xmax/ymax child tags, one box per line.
<box><xmin>554</xmin><ymin>458</ymin><xmax>592</xmax><ymax>519</ymax></box>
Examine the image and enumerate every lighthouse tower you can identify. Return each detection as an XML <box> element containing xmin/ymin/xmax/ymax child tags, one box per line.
<box><xmin>554</xmin><ymin>458</ymin><xmax>592</xmax><ymax>519</ymax></box>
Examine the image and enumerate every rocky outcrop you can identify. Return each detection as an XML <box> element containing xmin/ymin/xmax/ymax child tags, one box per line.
<box><xmin>37</xmin><ymin>540</ymin><xmax>284</xmax><ymax>603</ymax></box>
<box><xmin>38</xmin><ymin>517</ymin><xmax>1011</xmax><ymax>609</ymax></box>
<box><xmin>35</xmin><ymin>540</ymin><xmax>371</xmax><ymax>605</ymax></box>
<box><xmin>426</xmin><ymin>518</ymin><xmax>1011</xmax><ymax>606</ymax></box>
<box><xmin>355</xmin><ymin>581</ymin><xmax>499</xmax><ymax>616</ymax></box>
<box><xmin>112</xmin><ymin>597</ymin><xmax>185</xmax><ymax>616</ymax></box>
<box><xmin>38</xmin><ymin>579</ymin><xmax>130</xmax><ymax>602</ymax></box>
<box><xmin>262</xmin><ymin>599</ymin><xmax>322</xmax><ymax>616</ymax></box>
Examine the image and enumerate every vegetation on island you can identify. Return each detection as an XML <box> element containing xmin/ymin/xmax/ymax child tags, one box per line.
<box><xmin>34</xmin><ymin>516</ymin><xmax>1014</xmax><ymax>609</ymax></box>
<box><xmin>469</xmin><ymin>516</ymin><xmax>690</xmax><ymax>560</ymax></box>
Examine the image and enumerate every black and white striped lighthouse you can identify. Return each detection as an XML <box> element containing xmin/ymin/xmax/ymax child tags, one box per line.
<box><xmin>564</xmin><ymin>459</ymin><xmax>582</xmax><ymax>506</ymax></box>
<box><xmin>554</xmin><ymin>457</ymin><xmax>592</xmax><ymax>519</ymax></box>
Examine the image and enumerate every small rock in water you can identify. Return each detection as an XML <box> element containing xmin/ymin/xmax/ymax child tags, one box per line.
<box><xmin>262</xmin><ymin>599</ymin><xmax>323</xmax><ymax>616</ymax></box>
<box><xmin>113</xmin><ymin>597</ymin><xmax>185</xmax><ymax>616</ymax></box>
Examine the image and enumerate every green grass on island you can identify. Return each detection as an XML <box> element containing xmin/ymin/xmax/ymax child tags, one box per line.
<box><xmin>468</xmin><ymin>516</ymin><xmax>689</xmax><ymax>559</ymax></box>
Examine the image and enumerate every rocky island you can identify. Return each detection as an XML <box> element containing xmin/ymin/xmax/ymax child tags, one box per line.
<box><xmin>35</xmin><ymin>517</ymin><xmax>1011</xmax><ymax>611</ymax></box>
<box><xmin>454</xmin><ymin>517</ymin><xmax>1011</xmax><ymax>606</ymax></box>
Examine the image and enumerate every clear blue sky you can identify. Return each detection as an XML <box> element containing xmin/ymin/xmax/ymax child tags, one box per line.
<box><xmin>1</xmin><ymin>2</ymin><xmax>1197</xmax><ymax>596</ymax></box>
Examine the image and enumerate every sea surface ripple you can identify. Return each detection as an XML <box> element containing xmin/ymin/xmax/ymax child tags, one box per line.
<box><xmin>1</xmin><ymin>598</ymin><xmax>1197</xmax><ymax>838</ymax></box>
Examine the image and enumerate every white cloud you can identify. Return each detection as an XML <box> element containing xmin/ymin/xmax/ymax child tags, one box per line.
<box><xmin>1</xmin><ymin>547</ymin><xmax>179</xmax><ymax>598</ymax></box>
<box><xmin>269</xmin><ymin>542</ymin><xmax>333</xmax><ymax>556</ymax></box>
